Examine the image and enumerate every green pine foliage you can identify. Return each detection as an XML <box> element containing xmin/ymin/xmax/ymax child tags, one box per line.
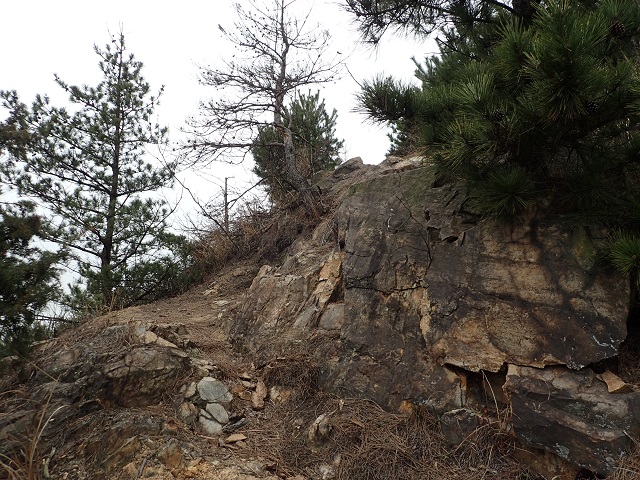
<box><xmin>356</xmin><ymin>0</ymin><xmax>640</xmax><ymax>229</ymax></box>
<box><xmin>0</xmin><ymin>203</ymin><xmax>62</xmax><ymax>358</ymax></box>
<box><xmin>252</xmin><ymin>90</ymin><xmax>344</xmax><ymax>202</ymax></box>
<box><xmin>608</xmin><ymin>232</ymin><xmax>640</xmax><ymax>286</ymax></box>
<box><xmin>1</xmin><ymin>33</ymin><xmax>191</xmax><ymax>312</ymax></box>
<box><xmin>469</xmin><ymin>164</ymin><xmax>537</xmax><ymax>223</ymax></box>
<box><xmin>1</xmin><ymin>98</ymin><xmax>62</xmax><ymax>357</ymax></box>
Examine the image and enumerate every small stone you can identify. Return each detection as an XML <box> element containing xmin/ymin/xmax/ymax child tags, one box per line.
<box><xmin>135</xmin><ymin>326</ymin><xmax>178</xmax><ymax>348</ymax></box>
<box><xmin>230</xmin><ymin>384</ymin><xmax>245</xmax><ymax>395</ymax></box>
<box><xmin>440</xmin><ymin>408</ymin><xmax>484</xmax><ymax>445</ymax></box>
<box><xmin>122</xmin><ymin>462</ymin><xmax>138</xmax><ymax>479</ymax></box>
<box><xmin>205</xmin><ymin>403</ymin><xmax>229</xmax><ymax>424</ymax></box>
<box><xmin>197</xmin><ymin>377</ymin><xmax>233</xmax><ymax>406</ymax></box>
<box><xmin>231</xmin><ymin>384</ymin><xmax>252</xmax><ymax>401</ymax></box>
<box><xmin>307</xmin><ymin>413</ymin><xmax>333</xmax><ymax>450</ymax></box>
<box><xmin>598</xmin><ymin>370</ymin><xmax>632</xmax><ymax>393</ymax></box>
<box><xmin>157</xmin><ymin>440</ymin><xmax>182</xmax><ymax>469</ymax></box>
<box><xmin>269</xmin><ymin>385</ymin><xmax>293</xmax><ymax>404</ymax></box>
<box><xmin>177</xmin><ymin>402</ymin><xmax>198</xmax><ymax>423</ymax></box>
<box><xmin>199</xmin><ymin>414</ymin><xmax>224</xmax><ymax>435</ymax></box>
<box><xmin>185</xmin><ymin>382</ymin><xmax>198</xmax><ymax>398</ymax></box>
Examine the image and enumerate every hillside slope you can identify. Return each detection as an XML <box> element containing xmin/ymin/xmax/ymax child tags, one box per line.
<box><xmin>1</xmin><ymin>156</ymin><xmax>639</xmax><ymax>480</ymax></box>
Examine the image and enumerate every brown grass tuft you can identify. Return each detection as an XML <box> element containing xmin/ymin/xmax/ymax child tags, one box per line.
<box><xmin>192</xmin><ymin>200</ymin><xmax>317</xmax><ymax>278</ymax></box>
<box><xmin>0</xmin><ymin>390</ymin><xmax>63</xmax><ymax>480</ymax></box>
<box><xmin>244</xmin><ymin>393</ymin><xmax>537</xmax><ymax>480</ymax></box>
<box><xmin>609</xmin><ymin>441</ymin><xmax>640</xmax><ymax>480</ymax></box>
<box><xmin>261</xmin><ymin>355</ymin><xmax>322</xmax><ymax>402</ymax></box>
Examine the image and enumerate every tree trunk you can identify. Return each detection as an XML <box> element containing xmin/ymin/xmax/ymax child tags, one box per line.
<box><xmin>281</xmin><ymin>126</ymin><xmax>318</xmax><ymax>216</ymax></box>
<box><xmin>101</xmin><ymin>41</ymin><xmax>125</xmax><ymax>305</ymax></box>
<box><xmin>272</xmin><ymin>0</ymin><xmax>318</xmax><ymax>217</ymax></box>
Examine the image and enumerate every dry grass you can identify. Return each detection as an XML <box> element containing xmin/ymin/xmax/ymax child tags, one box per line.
<box><xmin>0</xmin><ymin>390</ymin><xmax>64</xmax><ymax>480</ymax></box>
<box><xmin>261</xmin><ymin>355</ymin><xmax>322</xmax><ymax>403</ymax></box>
<box><xmin>244</xmin><ymin>392</ymin><xmax>536</xmax><ymax>480</ymax></box>
<box><xmin>192</xmin><ymin>200</ymin><xmax>318</xmax><ymax>278</ymax></box>
<box><xmin>609</xmin><ymin>441</ymin><xmax>640</xmax><ymax>480</ymax></box>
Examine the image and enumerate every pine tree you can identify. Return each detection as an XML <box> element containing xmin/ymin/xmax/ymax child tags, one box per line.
<box><xmin>354</xmin><ymin>0</ymin><xmax>640</xmax><ymax>224</ymax></box>
<box><xmin>1</xmin><ymin>117</ymin><xmax>63</xmax><ymax>357</ymax></box>
<box><xmin>184</xmin><ymin>0</ymin><xmax>343</xmax><ymax>216</ymax></box>
<box><xmin>0</xmin><ymin>202</ymin><xmax>62</xmax><ymax>357</ymax></box>
<box><xmin>351</xmin><ymin>0</ymin><xmax>640</xmax><ymax>338</ymax></box>
<box><xmin>1</xmin><ymin>33</ymin><xmax>186</xmax><ymax>311</ymax></box>
<box><xmin>252</xmin><ymin>90</ymin><xmax>344</xmax><ymax>203</ymax></box>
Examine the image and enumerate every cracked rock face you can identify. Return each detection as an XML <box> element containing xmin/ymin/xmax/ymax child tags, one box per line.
<box><xmin>231</xmin><ymin>163</ymin><xmax>635</xmax><ymax>474</ymax></box>
<box><xmin>427</xmin><ymin>219</ymin><xmax>627</xmax><ymax>372</ymax></box>
<box><xmin>504</xmin><ymin>365</ymin><xmax>640</xmax><ymax>476</ymax></box>
<box><xmin>233</xmin><ymin>168</ymin><xmax>466</xmax><ymax>412</ymax></box>
<box><xmin>234</xmin><ymin>165</ymin><xmax>627</xmax><ymax>405</ymax></box>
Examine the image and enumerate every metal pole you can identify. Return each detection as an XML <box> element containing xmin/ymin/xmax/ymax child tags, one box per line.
<box><xmin>224</xmin><ymin>177</ymin><xmax>230</xmax><ymax>234</ymax></box>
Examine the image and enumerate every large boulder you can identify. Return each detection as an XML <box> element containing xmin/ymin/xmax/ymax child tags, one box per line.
<box><xmin>231</xmin><ymin>162</ymin><xmax>635</xmax><ymax>475</ymax></box>
<box><xmin>234</xmin><ymin>165</ymin><xmax>628</xmax><ymax>402</ymax></box>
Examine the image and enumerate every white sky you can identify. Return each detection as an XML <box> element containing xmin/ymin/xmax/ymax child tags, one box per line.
<box><xmin>1</xmin><ymin>0</ymin><xmax>436</xmax><ymax>224</ymax></box>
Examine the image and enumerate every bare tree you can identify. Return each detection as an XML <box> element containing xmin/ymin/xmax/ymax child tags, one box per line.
<box><xmin>183</xmin><ymin>0</ymin><xmax>343</xmax><ymax>216</ymax></box>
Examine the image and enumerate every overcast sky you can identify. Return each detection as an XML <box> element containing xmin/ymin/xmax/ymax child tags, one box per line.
<box><xmin>2</xmin><ymin>0</ymin><xmax>436</xmax><ymax>222</ymax></box>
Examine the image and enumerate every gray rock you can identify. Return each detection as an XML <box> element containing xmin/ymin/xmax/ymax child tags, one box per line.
<box><xmin>440</xmin><ymin>408</ymin><xmax>486</xmax><ymax>445</ymax></box>
<box><xmin>318</xmin><ymin>303</ymin><xmax>344</xmax><ymax>330</ymax></box>
<box><xmin>333</xmin><ymin>156</ymin><xmax>363</xmax><ymax>176</ymax></box>
<box><xmin>197</xmin><ymin>377</ymin><xmax>233</xmax><ymax>405</ymax></box>
<box><xmin>205</xmin><ymin>402</ymin><xmax>229</xmax><ymax>424</ymax></box>
<box><xmin>504</xmin><ymin>364</ymin><xmax>640</xmax><ymax>476</ymax></box>
<box><xmin>198</xmin><ymin>412</ymin><xmax>224</xmax><ymax>435</ymax></box>
<box><xmin>103</xmin><ymin>346</ymin><xmax>190</xmax><ymax>407</ymax></box>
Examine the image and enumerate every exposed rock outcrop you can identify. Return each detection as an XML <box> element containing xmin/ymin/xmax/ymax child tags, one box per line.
<box><xmin>231</xmin><ymin>158</ymin><xmax>637</xmax><ymax>475</ymax></box>
<box><xmin>505</xmin><ymin>364</ymin><xmax>640</xmax><ymax>476</ymax></box>
<box><xmin>1</xmin><ymin>157</ymin><xmax>637</xmax><ymax>478</ymax></box>
<box><xmin>0</xmin><ymin>323</ymin><xmax>236</xmax><ymax>477</ymax></box>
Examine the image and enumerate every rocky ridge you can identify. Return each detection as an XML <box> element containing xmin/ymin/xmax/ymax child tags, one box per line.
<box><xmin>1</xmin><ymin>155</ymin><xmax>638</xmax><ymax>480</ymax></box>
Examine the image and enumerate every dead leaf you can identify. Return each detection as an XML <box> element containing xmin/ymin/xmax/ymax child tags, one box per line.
<box><xmin>251</xmin><ymin>379</ymin><xmax>267</xmax><ymax>410</ymax></box>
<box><xmin>598</xmin><ymin>370</ymin><xmax>632</xmax><ymax>393</ymax></box>
<box><xmin>225</xmin><ymin>433</ymin><xmax>247</xmax><ymax>443</ymax></box>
